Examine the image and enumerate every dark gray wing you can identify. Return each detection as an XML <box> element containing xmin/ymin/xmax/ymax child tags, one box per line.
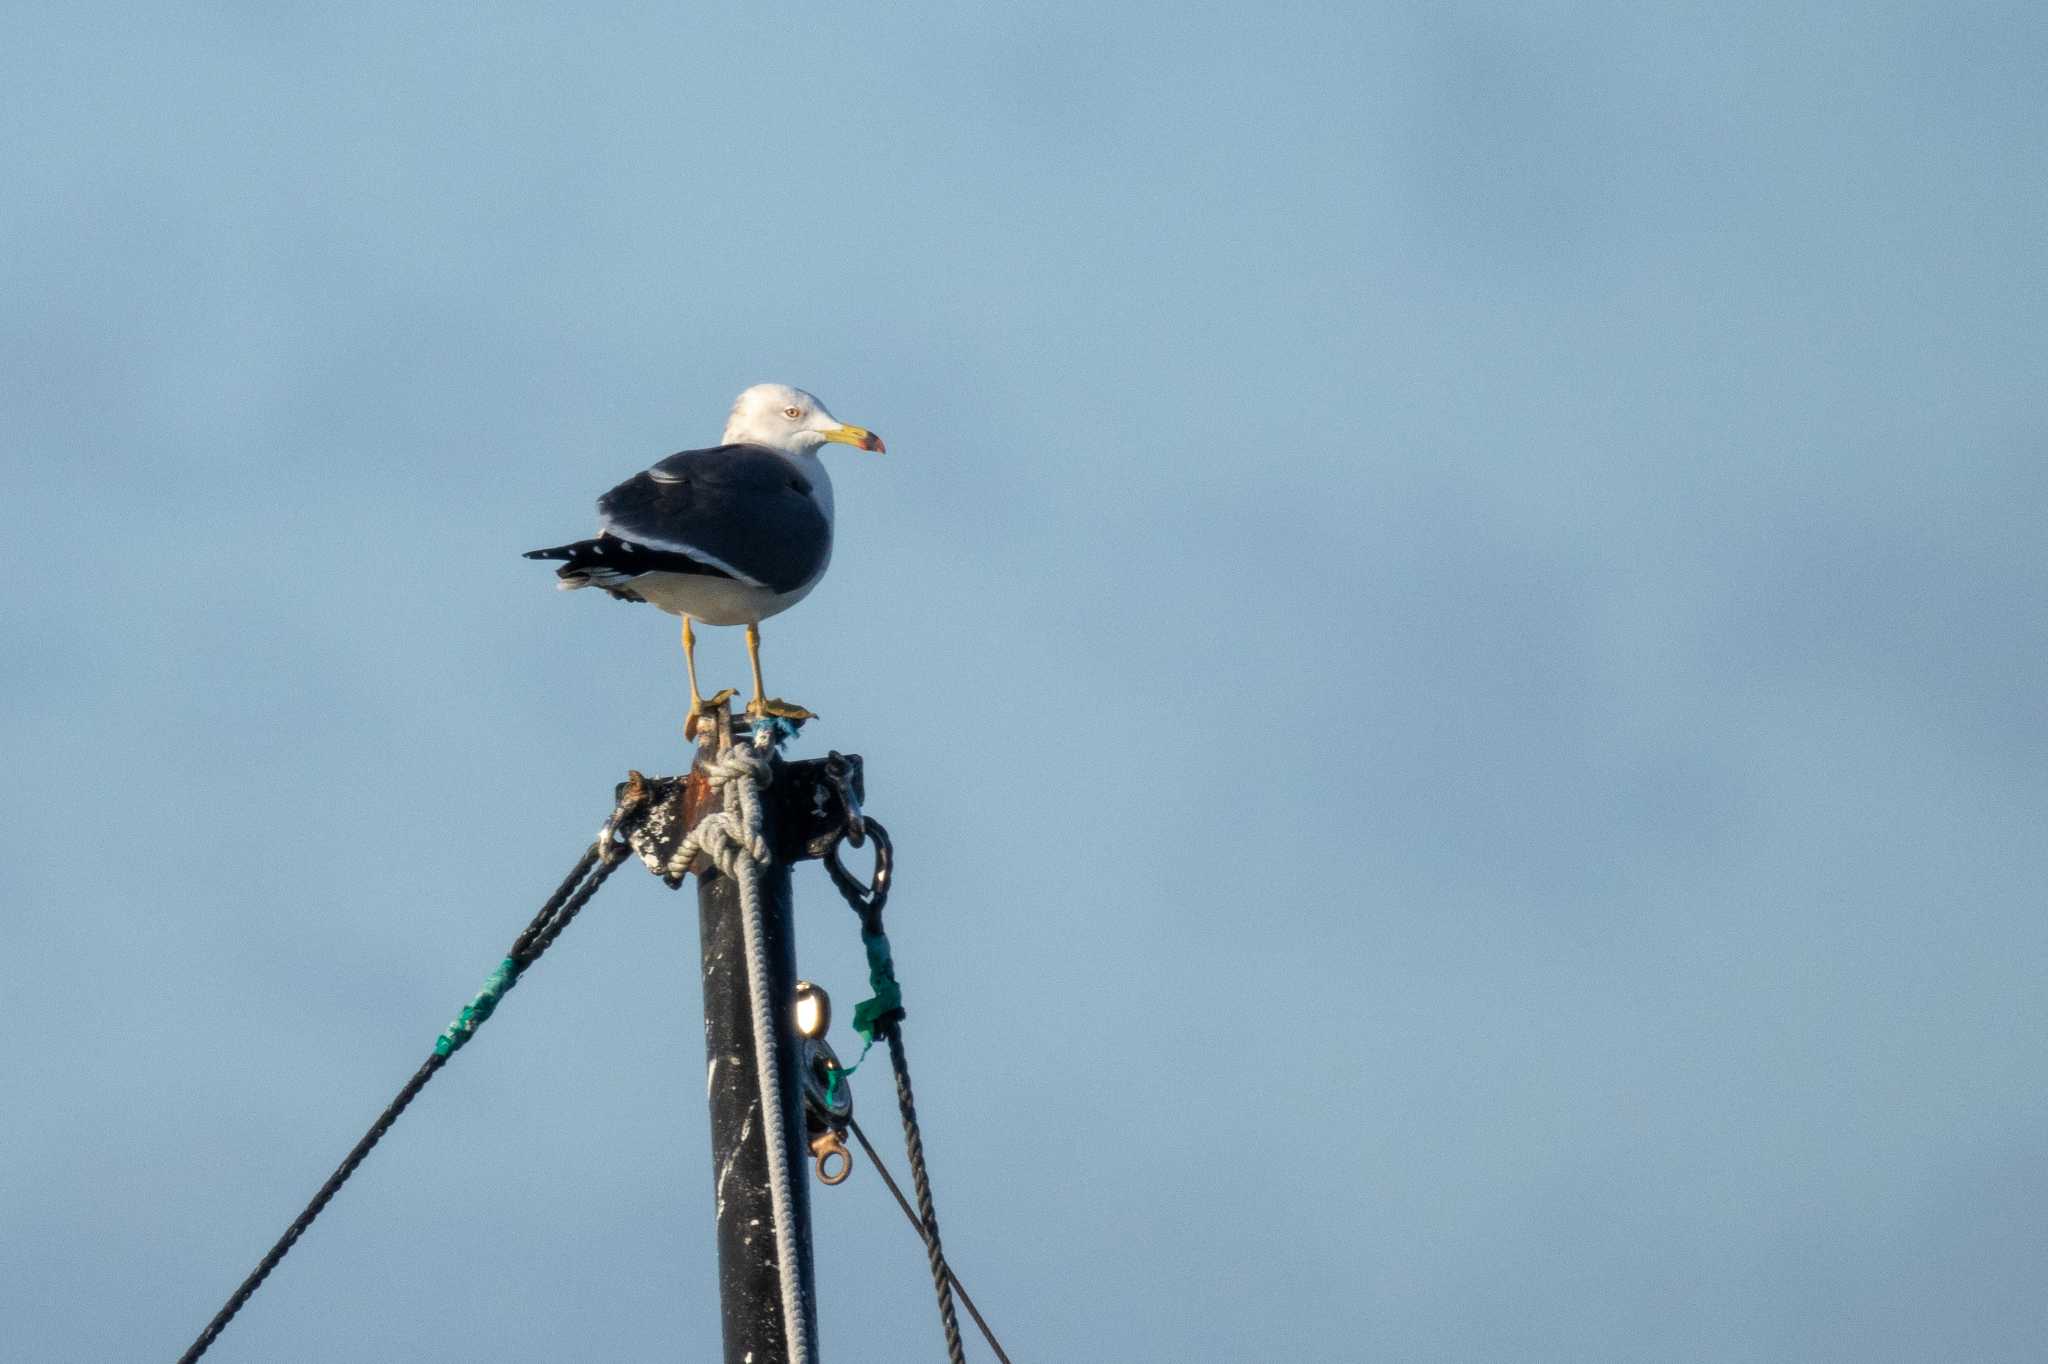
<box><xmin>596</xmin><ymin>443</ymin><xmax>831</xmax><ymax>594</ymax></box>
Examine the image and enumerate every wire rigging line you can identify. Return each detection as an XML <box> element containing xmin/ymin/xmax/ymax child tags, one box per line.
<box><xmin>180</xmin><ymin>739</ymin><xmax>1008</xmax><ymax>1363</ymax></box>
<box><xmin>886</xmin><ymin>1026</ymin><xmax>968</xmax><ymax>1364</ymax></box>
<box><xmin>175</xmin><ymin>834</ymin><xmax>632</xmax><ymax>1364</ymax></box>
<box><xmin>848</xmin><ymin>1116</ymin><xmax>1015</xmax><ymax>1364</ymax></box>
<box><xmin>823</xmin><ymin>820</ymin><xmax>972</xmax><ymax>1364</ymax></box>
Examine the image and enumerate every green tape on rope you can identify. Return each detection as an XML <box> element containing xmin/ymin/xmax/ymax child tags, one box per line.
<box><xmin>825</xmin><ymin>1034</ymin><xmax>875</xmax><ymax>1108</ymax></box>
<box><xmin>434</xmin><ymin>956</ymin><xmax>521</xmax><ymax>1057</ymax></box>
<box><xmin>851</xmin><ymin>929</ymin><xmax>905</xmax><ymax>1042</ymax></box>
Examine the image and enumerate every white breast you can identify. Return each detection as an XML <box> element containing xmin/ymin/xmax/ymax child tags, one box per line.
<box><xmin>632</xmin><ymin>572</ymin><xmax>820</xmax><ymax>627</ymax></box>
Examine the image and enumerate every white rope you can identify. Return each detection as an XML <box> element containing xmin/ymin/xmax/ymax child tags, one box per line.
<box><xmin>665</xmin><ymin>726</ymin><xmax>811</xmax><ymax>1364</ymax></box>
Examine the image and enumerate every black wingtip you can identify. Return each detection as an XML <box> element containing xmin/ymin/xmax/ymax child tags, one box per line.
<box><xmin>524</xmin><ymin>545</ymin><xmax>573</xmax><ymax>561</ymax></box>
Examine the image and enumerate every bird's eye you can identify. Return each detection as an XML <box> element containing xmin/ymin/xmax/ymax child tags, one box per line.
<box><xmin>783</xmin><ymin>405</ymin><xmax>803</xmax><ymax>419</ymax></box>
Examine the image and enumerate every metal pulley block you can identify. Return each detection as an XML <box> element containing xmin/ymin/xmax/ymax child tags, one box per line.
<box><xmin>794</xmin><ymin>981</ymin><xmax>854</xmax><ymax>1184</ymax></box>
<box><xmin>800</xmin><ymin>1037</ymin><xmax>854</xmax><ymax>1184</ymax></box>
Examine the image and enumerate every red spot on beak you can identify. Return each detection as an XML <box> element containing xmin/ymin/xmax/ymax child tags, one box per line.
<box><xmin>861</xmin><ymin>430</ymin><xmax>886</xmax><ymax>453</ymax></box>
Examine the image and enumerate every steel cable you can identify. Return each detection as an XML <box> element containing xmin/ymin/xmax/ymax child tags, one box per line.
<box><xmin>848</xmin><ymin>1116</ymin><xmax>1014</xmax><ymax>1364</ymax></box>
<box><xmin>885</xmin><ymin>1026</ymin><xmax>968</xmax><ymax>1364</ymax></box>
<box><xmin>176</xmin><ymin>839</ymin><xmax>627</xmax><ymax>1363</ymax></box>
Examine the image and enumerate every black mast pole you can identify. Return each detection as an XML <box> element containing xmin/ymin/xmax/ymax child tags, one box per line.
<box><xmin>686</xmin><ymin>707</ymin><xmax>821</xmax><ymax>1363</ymax></box>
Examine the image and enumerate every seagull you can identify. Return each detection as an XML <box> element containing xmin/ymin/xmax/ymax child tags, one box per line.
<box><xmin>525</xmin><ymin>382</ymin><xmax>884</xmax><ymax>729</ymax></box>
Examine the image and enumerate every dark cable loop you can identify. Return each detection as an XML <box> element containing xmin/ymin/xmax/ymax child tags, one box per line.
<box><xmin>823</xmin><ymin>817</ymin><xmax>891</xmax><ymax>930</ymax></box>
<box><xmin>177</xmin><ymin>838</ymin><xmax>628</xmax><ymax>1364</ymax></box>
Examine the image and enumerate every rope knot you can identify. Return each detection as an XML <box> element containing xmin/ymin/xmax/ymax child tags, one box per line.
<box><xmin>701</xmin><ymin>743</ymin><xmax>773</xmax><ymax>791</ymax></box>
<box><xmin>637</xmin><ymin>727</ymin><xmax>784</xmax><ymax>882</ymax></box>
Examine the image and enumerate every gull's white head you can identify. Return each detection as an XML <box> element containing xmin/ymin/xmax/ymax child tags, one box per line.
<box><xmin>723</xmin><ymin>383</ymin><xmax>886</xmax><ymax>456</ymax></box>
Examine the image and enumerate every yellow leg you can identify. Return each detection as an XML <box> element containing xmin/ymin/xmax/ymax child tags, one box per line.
<box><xmin>682</xmin><ymin>615</ymin><xmax>735</xmax><ymax>739</ymax></box>
<box><xmin>682</xmin><ymin>615</ymin><xmax>702</xmax><ymax>713</ymax></box>
<box><xmin>744</xmin><ymin>621</ymin><xmax>815</xmax><ymax>723</ymax></box>
<box><xmin>745</xmin><ymin>622</ymin><xmax>766</xmax><ymax>711</ymax></box>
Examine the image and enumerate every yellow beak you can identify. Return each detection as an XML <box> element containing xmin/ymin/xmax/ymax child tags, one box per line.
<box><xmin>822</xmin><ymin>423</ymin><xmax>886</xmax><ymax>453</ymax></box>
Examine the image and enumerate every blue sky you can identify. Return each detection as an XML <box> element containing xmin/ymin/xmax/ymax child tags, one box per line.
<box><xmin>3</xmin><ymin>3</ymin><xmax>2044</xmax><ymax>1360</ymax></box>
